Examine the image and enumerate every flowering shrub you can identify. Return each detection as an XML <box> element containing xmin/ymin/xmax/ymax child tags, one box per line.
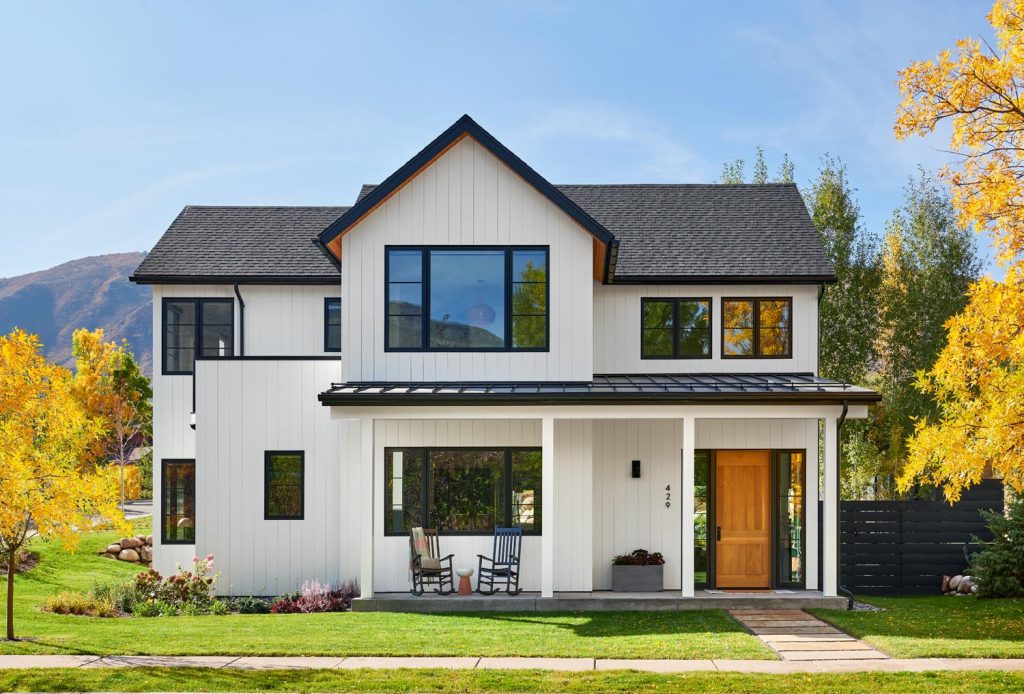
<box><xmin>612</xmin><ymin>549</ymin><xmax>665</xmax><ymax>566</ymax></box>
<box><xmin>270</xmin><ymin>580</ymin><xmax>359</xmax><ymax>614</ymax></box>
<box><xmin>130</xmin><ymin>555</ymin><xmax>222</xmax><ymax>616</ymax></box>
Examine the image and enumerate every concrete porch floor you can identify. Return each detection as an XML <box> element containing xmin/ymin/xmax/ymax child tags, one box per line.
<box><xmin>352</xmin><ymin>590</ymin><xmax>847</xmax><ymax>612</ymax></box>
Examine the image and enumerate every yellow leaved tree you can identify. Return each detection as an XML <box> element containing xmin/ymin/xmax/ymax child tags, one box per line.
<box><xmin>0</xmin><ymin>329</ymin><xmax>126</xmax><ymax>641</ymax></box>
<box><xmin>895</xmin><ymin>0</ymin><xmax>1024</xmax><ymax>500</ymax></box>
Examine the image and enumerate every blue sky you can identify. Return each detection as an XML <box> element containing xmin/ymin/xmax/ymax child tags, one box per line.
<box><xmin>0</xmin><ymin>0</ymin><xmax>997</xmax><ymax>279</ymax></box>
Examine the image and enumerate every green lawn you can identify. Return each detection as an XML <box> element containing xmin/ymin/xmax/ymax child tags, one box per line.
<box><xmin>0</xmin><ymin>521</ymin><xmax>770</xmax><ymax>660</ymax></box>
<box><xmin>2</xmin><ymin>668</ymin><xmax>1024</xmax><ymax>694</ymax></box>
<box><xmin>812</xmin><ymin>595</ymin><xmax>1024</xmax><ymax>658</ymax></box>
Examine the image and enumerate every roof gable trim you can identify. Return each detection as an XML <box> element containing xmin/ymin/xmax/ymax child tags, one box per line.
<box><xmin>317</xmin><ymin>115</ymin><xmax>616</xmax><ymax>261</ymax></box>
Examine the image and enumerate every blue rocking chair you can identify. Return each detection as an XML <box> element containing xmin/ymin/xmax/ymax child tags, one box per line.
<box><xmin>476</xmin><ymin>527</ymin><xmax>522</xmax><ymax>595</ymax></box>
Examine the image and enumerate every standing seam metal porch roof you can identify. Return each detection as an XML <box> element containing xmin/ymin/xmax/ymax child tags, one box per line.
<box><xmin>318</xmin><ymin>374</ymin><xmax>880</xmax><ymax>406</ymax></box>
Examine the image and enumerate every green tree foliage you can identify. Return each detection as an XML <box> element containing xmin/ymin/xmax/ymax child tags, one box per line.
<box><xmin>720</xmin><ymin>147</ymin><xmax>794</xmax><ymax>184</ymax></box>
<box><xmin>970</xmin><ymin>494</ymin><xmax>1024</xmax><ymax>598</ymax></box>
<box><xmin>805</xmin><ymin>156</ymin><xmax>879</xmax><ymax>386</ymax></box>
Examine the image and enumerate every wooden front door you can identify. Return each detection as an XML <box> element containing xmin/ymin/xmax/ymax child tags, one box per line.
<box><xmin>715</xmin><ymin>451</ymin><xmax>771</xmax><ymax>588</ymax></box>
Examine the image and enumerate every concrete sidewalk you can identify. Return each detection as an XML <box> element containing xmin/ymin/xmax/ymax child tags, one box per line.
<box><xmin>2</xmin><ymin>655</ymin><xmax>1024</xmax><ymax>673</ymax></box>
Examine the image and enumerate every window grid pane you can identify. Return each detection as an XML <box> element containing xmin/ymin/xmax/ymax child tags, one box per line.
<box><xmin>162</xmin><ymin>461</ymin><xmax>195</xmax><ymax>544</ymax></box>
<box><xmin>642</xmin><ymin>298</ymin><xmax>710</xmax><ymax>358</ymax></box>
<box><xmin>384</xmin><ymin>448</ymin><xmax>543</xmax><ymax>536</ymax></box>
<box><xmin>325</xmin><ymin>298</ymin><xmax>341</xmax><ymax>352</ymax></box>
<box><xmin>265</xmin><ymin>452</ymin><xmax>304</xmax><ymax>519</ymax></box>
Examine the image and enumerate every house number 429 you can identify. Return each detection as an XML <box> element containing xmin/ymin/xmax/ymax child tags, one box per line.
<box><xmin>665</xmin><ymin>484</ymin><xmax>671</xmax><ymax>508</ymax></box>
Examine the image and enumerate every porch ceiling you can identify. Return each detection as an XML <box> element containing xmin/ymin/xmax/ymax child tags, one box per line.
<box><xmin>318</xmin><ymin>373</ymin><xmax>880</xmax><ymax>406</ymax></box>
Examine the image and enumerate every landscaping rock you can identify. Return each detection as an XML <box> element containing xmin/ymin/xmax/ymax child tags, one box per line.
<box><xmin>139</xmin><ymin>546</ymin><xmax>153</xmax><ymax>562</ymax></box>
<box><xmin>120</xmin><ymin>537</ymin><xmax>144</xmax><ymax>550</ymax></box>
<box><xmin>941</xmin><ymin>575</ymin><xmax>951</xmax><ymax>593</ymax></box>
<box><xmin>118</xmin><ymin>548</ymin><xmax>140</xmax><ymax>562</ymax></box>
<box><xmin>106</xmin><ymin>543</ymin><xmax>122</xmax><ymax>555</ymax></box>
<box><xmin>145</xmin><ymin>535</ymin><xmax>153</xmax><ymax>546</ymax></box>
<box><xmin>950</xmin><ymin>575</ymin><xmax>963</xmax><ymax>590</ymax></box>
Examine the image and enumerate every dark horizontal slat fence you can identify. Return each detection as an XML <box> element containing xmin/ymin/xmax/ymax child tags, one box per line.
<box><xmin>818</xmin><ymin>479</ymin><xmax>1003</xmax><ymax>595</ymax></box>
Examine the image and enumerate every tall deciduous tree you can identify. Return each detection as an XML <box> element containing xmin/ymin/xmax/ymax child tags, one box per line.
<box><xmin>805</xmin><ymin>156</ymin><xmax>879</xmax><ymax>386</ymax></box>
<box><xmin>896</xmin><ymin>0</ymin><xmax>1024</xmax><ymax>500</ymax></box>
<box><xmin>0</xmin><ymin>329</ymin><xmax>126</xmax><ymax>641</ymax></box>
<box><xmin>871</xmin><ymin>171</ymin><xmax>979</xmax><ymax>486</ymax></box>
<box><xmin>72</xmin><ymin>329</ymin><xmax>152</xmax><ymax>508</ymax></box>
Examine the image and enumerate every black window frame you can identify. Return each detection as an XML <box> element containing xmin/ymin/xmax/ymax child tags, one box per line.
<box><xmin>720</xmin><ymin>297</ymin><xmax>793</xmax><ymax>359</ymax></box>
<box><xmin>264</xmin><ymin>450</ymin><xmax>305</xmax><ymax>521</ymax></box>
<box><xmin>383</xmin><ymin>446</ymin><xmax>542</xmax><ymax>536</ymax></box>
<box><xmin>640</xmin><ymin>297</ymin><xmax>713</xmax><ymax>360</ymax></box>
<box><xmin>161</xmin><ymin>297</ymin><xmax>235</xmax><ymax>375</ymax></box>
<box><xmin>160</xmin><ymin>458</ymin><xmax>196</xmax><ymax>545</ymax></box>
<box><xmin>324</xmin><ymin>297</ymin><xmax>341</xmax><ymax>353</ymax></box>
<box><xmin>384</xmin><ymin>246</ymin><xmax>550</xmax><ymax>353</ymax></box>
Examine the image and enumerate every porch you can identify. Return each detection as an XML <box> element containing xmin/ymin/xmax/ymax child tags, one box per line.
<box><xmin>352</xmin><ymin>589</ymin><xmax>848</xmax><ymax>612</ymax></box>
<box><xmin>322</xmin><ymin>375</ymin><xmax>880</xmax><ymax>603</ymax></box>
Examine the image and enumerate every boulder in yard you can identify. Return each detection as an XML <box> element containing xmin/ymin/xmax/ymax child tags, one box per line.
<box><xmin>941</xmin><ymin>575</ymin><xmax>951</xmax><ymax>593</ymax></box>
<box><xmin>139</xmin><ymin>546</ymin><xmax>152</xmax><ymax>562</ymax></box>
<box><xmin>950</xmin><ymin>575</ymin><xmax>963</xmax><ymax>590</ymax></box>
<box><xmin>120</xmin><ymin>537</ymin><xmax>143</xmax><ymax>549</ymax></box>
<box><xmin>118</xmin><ymin>548</ymin><xmax>140</xmax><ymax>562</ymax></box>
<box><xmin>106</xmin><ymin>543</ymin><xmax>122</xmax><ymax>555</ymax></box>
<box><xmin>145</xmin><ymin>535</ymin><xmax>153</xmax><ymax>546</ymax></box>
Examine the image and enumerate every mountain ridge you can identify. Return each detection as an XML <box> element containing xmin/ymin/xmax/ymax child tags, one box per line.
<box><xmin>0</xmin><ymin>252</ymin><xmax>152</xmax><ymax>373</ymax></box>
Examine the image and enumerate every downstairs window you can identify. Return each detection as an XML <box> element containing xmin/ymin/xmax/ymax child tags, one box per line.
<box><xmin>384</xmin><ymin>447</ymin><xmax>542</xmax><ymax>535</ymax></box>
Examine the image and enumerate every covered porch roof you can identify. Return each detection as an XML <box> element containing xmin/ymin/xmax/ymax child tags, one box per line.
<box><xmin>319</xmin><ymin>373</ymin><xmax>880</xmax><ymax>407</ymax></box>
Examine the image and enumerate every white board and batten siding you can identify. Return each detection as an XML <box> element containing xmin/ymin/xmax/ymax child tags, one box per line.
<box><xmin>149</xmin><ymin>284</ymin><xmax>341</xmax><ymax>579</ymax></box>
<box><xmin>192</xmin><ymin>358</ymin><xmax>354</xmax><ymax>596</ymax></box>
<box><xmin>340</xmin><ymin>136</ymin><xmax>595</xmax><ymax>384</ymax></box>
<box><xmin>593</xmin><ymin>284</ymin><xmax>819</xmax><ymax>374</ymax></box>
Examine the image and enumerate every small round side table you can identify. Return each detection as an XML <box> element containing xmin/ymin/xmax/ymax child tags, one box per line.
<box><xmin>456</xmin><ymin>567</ymin><xmax>474</xmax><ymax>596</ymax></box>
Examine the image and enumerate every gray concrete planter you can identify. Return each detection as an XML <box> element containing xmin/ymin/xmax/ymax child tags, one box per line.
<box><xmin>611</xmin><ymin>564</ymin><xmax>663</xmax><ymax>592</ymax></box>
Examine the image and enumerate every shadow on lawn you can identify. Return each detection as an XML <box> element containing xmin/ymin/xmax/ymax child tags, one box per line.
<box><xmin>446</xmin><ymin>610</ymin><xmax>746</xmax><ymax>639</ymax></box>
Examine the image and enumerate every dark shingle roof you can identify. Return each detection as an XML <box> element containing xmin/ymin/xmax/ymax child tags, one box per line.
<box><xmin>131</xmin><ymin>206</ymin><xmax>347</xmax><ymax>284</ymax></box>
<box><xmin>556</xmin><ymin>184</ymin><xmax>834</xmax><ymax>282</ymax></box>
<box><xmin>136</xmin><ymin>184</ymin><xmax>834</xmax><ymax>284</ymax></box>
<box><xmin>357</xmin><ymin>183</ymin><xmax>835</xmax><ymax>283</ymax></box>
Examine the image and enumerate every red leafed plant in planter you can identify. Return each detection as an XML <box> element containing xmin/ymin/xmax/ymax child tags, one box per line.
<box><xmin>611</xmin><ymin>549</ymin><xmax>665</xmax><ymax>592</ymax></box>
<box><xmin>612</xmin><ymin>549</ymin><xmax>666</xmax><ymax>566</ymax></box>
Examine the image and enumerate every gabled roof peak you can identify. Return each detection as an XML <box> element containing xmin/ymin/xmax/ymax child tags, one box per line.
<box><xmin>317</xmin><ymin>114</ymin><xmax>616</xmax><ymax>269</ymax></box>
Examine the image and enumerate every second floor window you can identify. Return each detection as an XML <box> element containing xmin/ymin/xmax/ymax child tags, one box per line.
<box><xmin>162</xmin><ymin>298</ymin><xmax>234</xmax><ymax>375</ymax></box>
<box><xmin>722</xmin><ymin>298</ymin><xmax>792</xmax><ymax>358</ymax></box>
<box><xmin>641</xmin><ymin>298</ymin><xmax>712</xmax><ymax>359</ymax></box>
<box><xmin>324</xmin><ymin>298</ymin><xmax>341</xmax><ymax>352</ymax></box>
<box><xmin>385</xmin><ymin>247</ymin><xmax>548</xmax><ymax>352</ymax></box>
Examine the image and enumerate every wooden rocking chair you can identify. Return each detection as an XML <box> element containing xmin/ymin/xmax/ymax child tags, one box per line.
<box><xmin>409</xmin><ymin>527</ymin><xmax>455</xmax><ymax>596</ymax></box>
<box><xmin>477</xmin><ymin>527</ymin><xmax>522</xmax><ymax>595</ymax></box>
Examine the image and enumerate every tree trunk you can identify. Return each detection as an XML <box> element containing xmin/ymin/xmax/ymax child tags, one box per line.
<box><xmin>5</xmin><ymin>549</ymin><xmax>15</xmax><ymax>641</ymax></box>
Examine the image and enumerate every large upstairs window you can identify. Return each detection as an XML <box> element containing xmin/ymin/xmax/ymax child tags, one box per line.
<box><xmin>385</xmin><ymin>247</ymin><xmax>548</xmax><ymax>352</ymax></box>
<box><xmin>162</xmin><ymin>298</ymin><xmax>234</xmax><ymax>375</ymax></box>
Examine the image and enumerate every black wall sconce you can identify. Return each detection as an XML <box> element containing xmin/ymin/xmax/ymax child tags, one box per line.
<box><xmin>631</xmin><ymin>460</ymin><xmax>641</xmax><ymax>478</ymax></box>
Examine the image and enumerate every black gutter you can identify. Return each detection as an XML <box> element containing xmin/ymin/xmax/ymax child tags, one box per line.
<box><xmin>318</xmin><ymin>391</ymin><xmax>881</xmax><ymax>407</ymax></box>
<box><xmin>311</xmin><ymin>237</ymin><xmax>342</xmax><ymax>270</ymax></box>
<box><xmin>836</xmin><ymin>400</ymin><xmax>854</xmax><ymax>610</ymax></box>
<box><xmin>609</xmin><ymin>274</ymin><xmax>838</xmax><ymax>285</ymax></box>
<box><xmin>129</xmin><ymin>274</ymin><xmax>339</xmax><ymax>285</ymax></box>
<box><xmin>233</xmin><ymin>283</ymin><xmax>246</xmax><ymax>357</ymax></box>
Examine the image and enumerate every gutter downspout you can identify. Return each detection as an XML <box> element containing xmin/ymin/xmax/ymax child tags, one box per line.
<box><xmin>837</xmin><ymin>399</ymin><xmax>854</xmax><ymax>609</ymax></box>
<box><xmin>233</xmin><ymin>283</ymin><xmax>246</xmax><ymax>356</ymax></box>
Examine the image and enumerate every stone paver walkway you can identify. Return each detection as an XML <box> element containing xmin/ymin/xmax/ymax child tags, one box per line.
<box><xmin>3</xmin><ymin>654</ymin><xmax>1024</xmax><ymax>673</ymax></box>
<box><xmin>729</xmin><ymin>609</ymin><xmax>889</xmax><ymax>661</ymax></box>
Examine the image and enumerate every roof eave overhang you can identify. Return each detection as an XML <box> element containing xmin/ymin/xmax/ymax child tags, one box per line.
<box><xmin>317</xmin><ymin>392</ymin><xmax>881</xmax><ymax>407</ymax></box>
<box><xmin>129</xmin><ymin>274</ymin><xmax>339</xmax><ymax>286</ymax></box>
<box><xmin>317</xmin><ymin>115</ymin><xmax>616</xmax><ymax>278</ymax></box>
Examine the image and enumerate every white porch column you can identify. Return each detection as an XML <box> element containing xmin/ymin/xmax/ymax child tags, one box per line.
<box><xmin>359</xmin><ymin>417</ymin><xmax>375</xmax><ymax>599</ymax></box>
<box><xmin>681</xmin><ymin>416</ymin><xmax>696</xmax><ymax>598</ymax></box>
<box><xmin>805</xmin><ymin>421</ymin><xmax>820</xmax><ymax>590</ymax></box>
<box><xmin>822</xmin><ymin>414</ymin><xmax>838</xmax><ymax>597</ymax></box>
<box><xmin>541</xmin><ymin>415</ymin><xmax>555</xmax><ymax>598</ymax></box>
